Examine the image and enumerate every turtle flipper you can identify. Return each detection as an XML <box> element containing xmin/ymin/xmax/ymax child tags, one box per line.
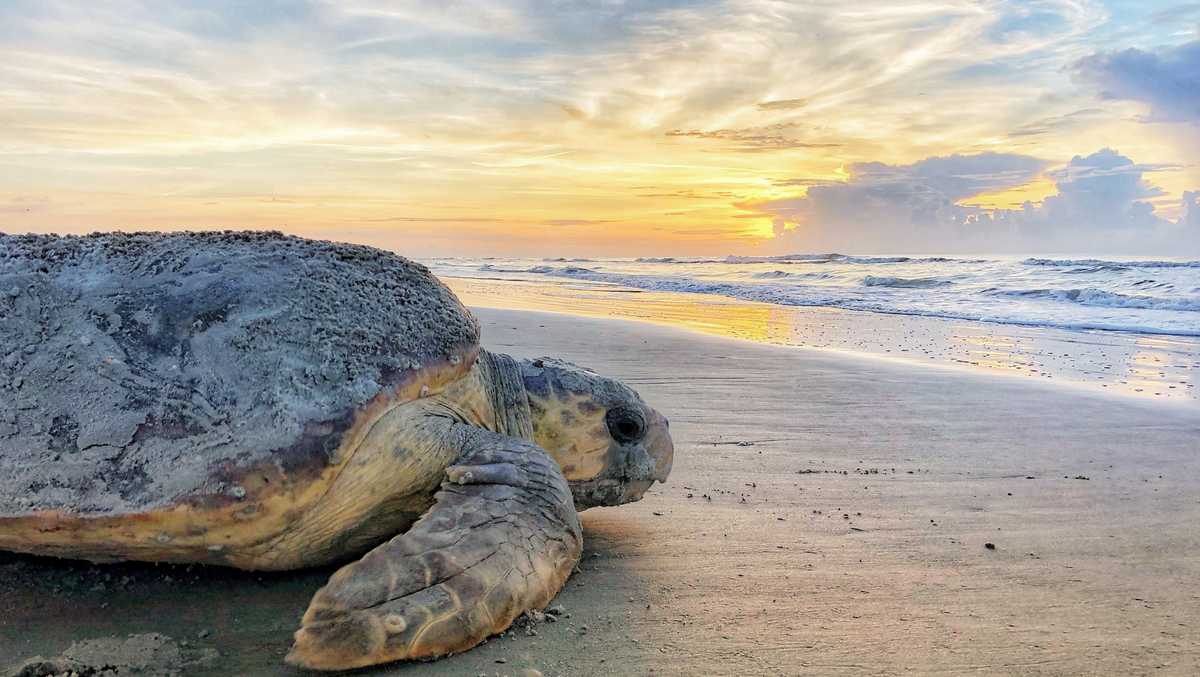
<box><xmin>286</xmin><ymin>429</ymin><xmax>583</xmax><ymax>671</ymax></box>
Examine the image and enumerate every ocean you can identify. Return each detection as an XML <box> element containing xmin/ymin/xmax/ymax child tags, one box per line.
<box><xmin>429</xmin><ymin>253</ymin><xmax>1200</xmax><ymax>404</ymax></box>
<box><xmin>427</xmin><ymin>254</ymin><xmax>1200</xmax><ymax>337</ymax></box>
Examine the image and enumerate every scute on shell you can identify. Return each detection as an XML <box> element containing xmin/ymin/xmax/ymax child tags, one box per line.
<box><xmin>0</xmin><ymin>231</ymin><xmax>479</xmax><ymax>517</ymax></box>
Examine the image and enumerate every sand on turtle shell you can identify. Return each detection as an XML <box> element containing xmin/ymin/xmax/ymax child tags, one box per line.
<box><xmin>0</xmin><ymin>231</ymin><xmax>479</xmax><ymax>516</ymax></box>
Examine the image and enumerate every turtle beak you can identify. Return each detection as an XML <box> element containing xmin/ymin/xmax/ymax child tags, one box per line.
<box><xmin>644</xmin><ymin>408</ymin><xmax>674</xmax><ymax>484</ymax></box>
<box><xmin>570</xmin><ymin>406</ymin><xmax>673</xmax><ymax>509</ymax></box>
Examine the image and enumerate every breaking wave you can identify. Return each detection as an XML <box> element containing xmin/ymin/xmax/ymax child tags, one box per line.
<box><xmin>635</xmin><ymin>254</ymin><xmax>984</xmax><ymax>265</ymax></box>
<box><xmin>430</xmin><ymin>253</ymin><xmax>1200</xmax><ymax>337</ymax></box>
<box><xmin>1023</xmin><ymin>258</ymin><xmax>1200</xmax><ymax>270</ymax></box>
<box><xmin>988</xmin><ymin>287</ymin><xmax>1200</xmax><ymax>312</ymax></box>
<box><xmin>862</xmin><ymin>276</ymin><xmax>953</xmax><ymax>288</ymax></box>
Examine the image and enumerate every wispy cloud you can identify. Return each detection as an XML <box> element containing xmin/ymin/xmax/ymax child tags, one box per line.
<box><xmin>543</xmin><ymin>218</ymin><xmax>613</xmax><ymax>227</ymax></box>
<box><xmin>666</xmin><ymin>124</ymin><xmax>841</xmax><ymax>152</ymax></box>
<box><xmin>755</xmin><ymin>99</ymin><xmax>808</xmax><ymax>111</ymax></box>
<box><xmin>0</xmin><ymin>0</ymin><xmax>1196</xmax><ymax>255</ymax></box>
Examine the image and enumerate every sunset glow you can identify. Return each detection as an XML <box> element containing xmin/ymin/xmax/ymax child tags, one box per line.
<box><xmin>1</xmin><ymin>1</ymin><xmax>1198</xmax><ymax>255</ymax></box>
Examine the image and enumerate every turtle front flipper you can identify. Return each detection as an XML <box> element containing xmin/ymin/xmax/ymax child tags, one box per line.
<box><xmin>286</xmin><ymin>428</ymin><xmax>583</xmax><ymax>671</ymax></box>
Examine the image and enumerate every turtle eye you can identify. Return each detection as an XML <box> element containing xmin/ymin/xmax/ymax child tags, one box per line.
<box><xmin>606</xmin><ymin>407</ymin><xmax>646</xmax><ymax>444</ymax></box>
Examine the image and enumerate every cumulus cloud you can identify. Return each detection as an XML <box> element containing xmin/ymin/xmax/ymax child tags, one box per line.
<box><xmin>759</xmin><ymin>149</ymin><xmax>1197</xmax><ymax>255</ymax></box>
<box><xmin>1031</xmin><ymin>149</ymin><xmax>1170</xmax><ymax>230</ymax></box>
<box><xmin>759</xmin><ymin>152</ymin><xmax>1047</xmax><ymax>248</ymax></box>
<box><xmin>1074</xmin><ymin>40</ymin><xmax>1200</xmax><ymax>123</ymax></box>
<box><xmin>1184</xmin><ymin>191</ymin><xmax>1200</xmax><ymax>228</ymax></box>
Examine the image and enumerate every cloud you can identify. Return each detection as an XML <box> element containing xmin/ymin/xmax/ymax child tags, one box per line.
<box><xmin>1032</xmin><ymin>149</ymin><xmax>1171</xmax><ymax>230</ymax></box>
<box><xmin>1184</xmin><ymin>191</ymin><xmax>1200</xmax><ymax>228</ymax></box>
<box><xmin>758</xmin><ymin>149</ymin><xmax>1196</xmax><ymax>254</ymax></box>
<box><xmin>0</xmin><ymin>0</ymin><xmax>1191</xmax><ymax>256</ymax></box>
<box><xmin>543</xmin><ymin>218</ymin><xmax>613</xmax><ymax>226</ymax></box>
<box><xmin>357</xmin><ymin>216</ymin><xmax>506</xmax><ymax>223</ymax></box>
<box><xmin>665</xmin><ymin>124</ymin><xmax>840</xmax><ymax>152</ymax></box>
<box><xmin>1149</xmin><ymin>3</ymin><xmax>1200</xmax><ymax>26</ymax></box>
<box><xmin>758</xmin><ymin>152</ymin><xmax>1048</xmax><ymax>239</ymax></box>
<box><xmin>1006</xmin><ymin>108</ymin><xmax>1107</xmax><ymax>139</ymax></box>
<box><xmin>1074</xmin><ymin>40</ymin><xmax>1200</xmax><ymax>122</ymax></box>
<box><xmin>756</xmin><ymin>99</ymin><xmax>808</xmax><ymax>111</ymax></box>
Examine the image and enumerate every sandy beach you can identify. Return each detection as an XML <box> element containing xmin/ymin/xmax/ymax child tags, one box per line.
<box><xmin>4</xmin><ymin>306</ymin><xmax>1200</xmax><ymax>676</ymax></box>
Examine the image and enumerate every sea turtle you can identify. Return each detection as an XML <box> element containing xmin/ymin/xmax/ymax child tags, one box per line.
<box><xmin>0</xmin><ymin>231</ymin><xmax>673</xmax><ymax>671</ymax></box>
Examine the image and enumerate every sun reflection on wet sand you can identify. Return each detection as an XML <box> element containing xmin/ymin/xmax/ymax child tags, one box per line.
<box><xmin>446</xmin><ymin>277</ymin><xmax>1200</xmax><ymax>404</ymax></box>
<box><xmin>449</xmin><ymin>277</ymin><xmax>797</xmax><ymax>344</ymax></box>
<box><xmin>950</xmin><ymin>332</ymin><xmax>1032</xmax><ymax>371</ymax></box>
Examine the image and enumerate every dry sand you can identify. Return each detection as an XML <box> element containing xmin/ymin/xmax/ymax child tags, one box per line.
<box><xmin>3</xmin><ymin>308</ymin><xmax>1200</xmax><ymax>676</ymax></box>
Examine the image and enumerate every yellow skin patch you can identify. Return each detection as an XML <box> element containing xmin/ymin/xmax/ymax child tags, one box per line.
<box><xmin>0</xmin><ymin>350</ymin><xmax>671</xmax><ymax>672</ymax></box>
<box><xmin>0</xmin><ymin>350</ymin><xmax>620</xmax><ymax>570</ymax></box>
<box><xmin>526</xmin><ymin>391</ymin><xmax>612</xmax><ymax>482</ymax></box>
<box><xmin>0</xmin><ymin>348</ymin><xmax>478</xmax><ymax>570</ymax></box>
<box><xmin>285</xmin><ymin>426</ymin><xmax>583</xmax><ymax>670</ymax></box>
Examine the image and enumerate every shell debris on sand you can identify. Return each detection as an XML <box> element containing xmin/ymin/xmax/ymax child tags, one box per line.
<box><xmin>4</xmin><ymin>633</ymin><xmax>217</xmax><ymax>677</ymax></box>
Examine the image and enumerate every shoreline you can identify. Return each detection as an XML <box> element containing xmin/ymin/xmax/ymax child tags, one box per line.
<box><xmin>445</xmin><ymin>276</ymin><xmax>1200</xmax><ymax>406</ymax></box>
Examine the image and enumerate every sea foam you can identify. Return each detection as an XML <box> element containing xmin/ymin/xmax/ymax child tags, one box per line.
<box><xmin>429</xmin><ymin>253</ymin><xmax>1200</xmax><ymax>337</ymax></box>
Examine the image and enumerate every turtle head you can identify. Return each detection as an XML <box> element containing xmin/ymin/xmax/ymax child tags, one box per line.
<box><xmin>518</xmin><ymin>357</ymin><xmax>673</xmax><ymax>509</ymax></box>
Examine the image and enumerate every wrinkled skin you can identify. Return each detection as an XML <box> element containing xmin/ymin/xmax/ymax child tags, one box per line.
<box><xmin>287</xmin><ymin>353</ymin><xmax>674</xmax><ymax>670</ymax></box>
<box><xmin>0</xmin><ymin>232</ymin><xmax>675</xmax><ymax>672</ymax></box>
<box><xmin>520</xmin><ymin>357</ymin><xmax>673</xmax><ymax>508</ymax></box>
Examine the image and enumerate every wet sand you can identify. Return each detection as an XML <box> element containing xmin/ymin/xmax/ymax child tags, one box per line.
<box><xmin>4</xmin><ymin>308</ymin><xmax>1200</xmax><ymax>676</ymax></box>
<box><xmin>446</xmin><ymin>277</ymin><xmax>1200</xmax><ymax>405</ymax></box>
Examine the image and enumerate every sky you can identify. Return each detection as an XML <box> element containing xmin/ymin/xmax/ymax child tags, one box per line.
<box><xmin>1</xmin><ymin>0</ymin><xmax>1198</xmax><ymax>257</ymax></box>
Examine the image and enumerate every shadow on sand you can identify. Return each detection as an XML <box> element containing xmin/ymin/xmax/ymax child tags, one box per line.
<box><xmin>2</xmin><ymin>513</ymin><xmax>657</xmax><ymax>676</ymax></box>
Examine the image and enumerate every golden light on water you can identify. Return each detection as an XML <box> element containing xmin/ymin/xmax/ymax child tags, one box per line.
<box><xmin>447</xmin><ymin>278</ymin><xmax>794</xmax><ymax>345</ymax></box>
<box><xmin>448</xmin><ymin>277</ymin><xmax>1200</xmax><ymax>403</ymax></box>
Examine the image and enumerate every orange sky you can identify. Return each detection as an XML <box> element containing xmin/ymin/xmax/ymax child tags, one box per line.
<box><xmin>1</xmin><ymin>1</ymin><xmax>1197</xmax><ymax>256</ymax></box>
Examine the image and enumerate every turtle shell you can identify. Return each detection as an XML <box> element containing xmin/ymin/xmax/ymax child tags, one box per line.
<box><xmin>0</xmin><ymin>231</ymin><xmax>480</xmax><ymax>522</ymax></box>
